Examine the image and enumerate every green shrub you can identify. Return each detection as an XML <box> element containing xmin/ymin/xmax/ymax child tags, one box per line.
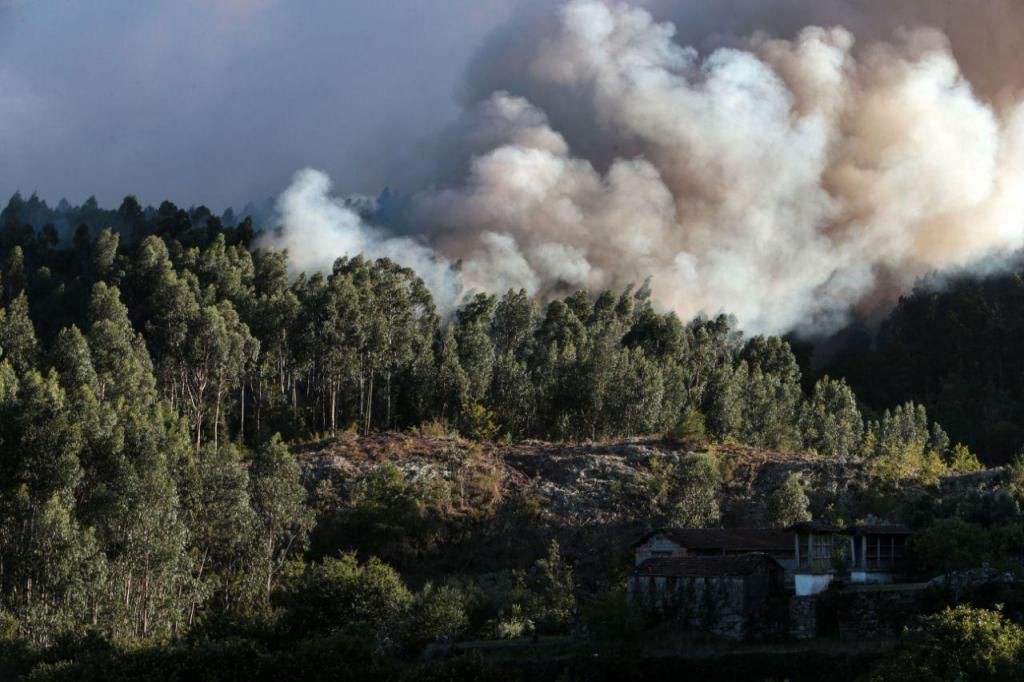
<box><xmin>512</xmin><ymin>541</ymin><xmax>576</xmax><ymax>634</ymax></box>
<box><xmin>583</xmin><ymin>589</ymin><xmax>645</xmax><ymax>643</ymax></box>
<box><xmin>488</xmin><ymin>604</ymin><xmax>534</xmax><ymax>640</ymax></box>
<box><xmin>405</xmin><ymin>582</ymin><xmax>468</xmax><ymax>649</ymax></box>
<box><xmin>768</xmin><ymin>473</ymin><xmax>811</xmax><ymax>528</ymax></box>
<box><xmin>1009</xmin><ymin>454</ymin><xmax>1024</xmax><ymax>503</ymax></box>
<box><xmin>461</xmin><ymin>403</ymin><xmax>500</xmax><ymax>442</ymax></box>
<box><xmin>949</xmin><ymin>443</ymin><xmax>983</xmax><ymax>474</ymax></box>
<box><xmin>668</xmin><ymin>405</ymin><xmax>707</xmax><ymax>449</ymax></box>
<box><xmin>283</xmin><ymin>554</ymin><xmax>412</xmax><ymax>646</ymax></box>
<box><xmin>872</xmin><ymin>606</ymin><xmax>1024</xmax><ymax>682</ymax></box>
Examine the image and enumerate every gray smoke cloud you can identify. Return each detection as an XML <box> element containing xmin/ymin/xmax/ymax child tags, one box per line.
<box><xmin>267</xmin><ymin>0</ymin><xmax>1024</xmax><ymax>335</ymax></box>
<box><xmin>260</xmin><ymin>169</ymin><xmax>461</xmax><ymax>307</ymax></box>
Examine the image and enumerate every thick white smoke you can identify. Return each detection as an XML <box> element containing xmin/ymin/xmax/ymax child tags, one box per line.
<box><xmin>260</xmin><ymin>168</ymin><xmax>461</xmax><ymax>307</ymax></box>
<box><xmin>268</xmin><ymin>0</ymin><xmax>1024</xmax><ymax>335</ymax></box>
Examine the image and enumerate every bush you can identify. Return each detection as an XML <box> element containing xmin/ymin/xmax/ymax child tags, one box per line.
<box><xmin>342</xmin><ymin>462</ymin><xmax>451</xmax><ymax>563</ymax></box>
<box><xmin>1009</xmin><ymin>454</ymin><xmax>1024</xmax><ymax>503</ymax></box>
<box><xmin>583</xmin><ymin>589</ymin><xmax>645</xmax><ymax>643</ymax></box>
<box><xmin>949</xmin><ymin>443</ymin><xmax>983</xmax><ymax>474</ymax></box>
<box><xmin>413</xmin><ymin>419</ymin><xmax>456</xmax><ymax>439</ymax></box>
<box><xmin>511</xmin><ymin>541</ymin><xmax>576</xmax><ymax>634</ymax></box>
<box><xmin>405</xmin><ymin>583</ymin><xmax>468</xmax><ymax>649</ymax></box>
<box><xmin>646</xmin><ymin>453</ymin><xmax>722</xmax><ymax>528</ymax></box>
<box><xmin>872</xmin><ymin>606</ymin><xmax>1024</xmax><ymax>681</ymax></box>
<box><xmin>668</xmin><ymin>405</ymin><xmax>707</xmax><ymax>449</ymax></box>
<box><xmin>768</xmin><ymin>474</ymin><xmax>811</xmax><ymax>528</ymax></box>
<box><xmin>912</xmin><ymin>518</ymin><xmax>992</xmax><ymax>578</ymax></box>
<box><xmin>283</xmin><ymin>554</ymin><xmax>412</xmax><ymax>646</ymax></box>
<box><xmin>488</xmin><ymin>604</ymin><xmax>534</xmax><ymax>640</ymax></box>
<box><xmin>461</xmin><ymin>403</ymin><xmax>499</xmax><ymax>442</ymax></box>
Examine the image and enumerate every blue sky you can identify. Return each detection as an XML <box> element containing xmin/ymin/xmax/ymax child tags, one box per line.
<box><xmin>0</xmin><ymin>0</ymin><xmax>527</xmax><ymax>210</ymax></box>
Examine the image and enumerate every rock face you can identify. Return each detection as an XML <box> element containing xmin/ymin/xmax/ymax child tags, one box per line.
<box><xmin>293</xmin><ymin>432</ymin><xmax>1011</xmax><ymax>584</ymax></box>
<box><xmin>835</xmin><ymin>585</ymin><xmax>929</xmax><ymax>640</ymax></box>
<box><xmin>296</xmin><ymin>432</ymin><xmax>1009</xmax><ymax>529</ymax></box>
<box><xmin>297</xmin><ymin>434</ymin><xmax>811</xmax><ymax>524</ymax></box>
<box><xmin>789</xmin><ymin>596</ymin><xmax>818</xmax><ymax>640</ymax></box>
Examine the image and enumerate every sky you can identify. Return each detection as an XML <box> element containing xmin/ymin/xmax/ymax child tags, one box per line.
<box><xmin>0</xmin><ymin>0</ymin><xmax>528</xmax><ymax>211</ymax></box>
<box><xmin>6</xmin><ymin>0</ymin><xmax>1024</xmax><ymax>335</ymax></box>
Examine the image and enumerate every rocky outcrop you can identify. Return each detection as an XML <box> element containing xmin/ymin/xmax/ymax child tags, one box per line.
<box><xmin>295</xmin><ymin>433</ymin><xmax>1006</xmax><ymax>532</ymax></box>
<box><xmin>292</xmin><ymin>433</ymin><xmax>1015</xmax><ymax>591</ymax></box>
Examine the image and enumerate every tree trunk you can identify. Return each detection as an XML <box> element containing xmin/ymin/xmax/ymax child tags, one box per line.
<box><xmin>213</xmin><ymin>387</ymin><xmax>222</xmax><ymax>450</ymax></box>
<box><xmin>386</xmin><ymin>371</ymin><xmax>393</xmax><ymax>430</ymax></box>
<box><xmin>358</xmin><ymin>375</ymin><xmax>365</xmax><ymax>430</ymax></box>
<box><xmin>365</xmin><ymin>371</ymin><xmax>374</xmax><ymax>435</ymax></box>
<box><xmin>240</xmin><ymin>382</ymin><xmax>246</xmax><ymax>442</ymax></box>
<box><xmin>330</xmin><ymin>383</ymin><xmax>337</xmax><ymax>434</ymax></box>
<box><xmin>257</xmin><ymin>382</ymin><xmax>263</xmax><ymax>438</ymax></box>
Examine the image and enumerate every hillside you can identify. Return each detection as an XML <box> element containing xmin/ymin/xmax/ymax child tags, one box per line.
<box><xmin>294</xmin><ymin>433</ymin><xmax>1013</xmax><ymax>585</ymax></box>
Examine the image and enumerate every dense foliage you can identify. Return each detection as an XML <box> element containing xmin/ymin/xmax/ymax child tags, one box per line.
<box><xmin>872</xmin><ymin>605</ymin><xmax>1024</xmax><ymax>682</ymax></box>
<box><xmin>0</xmin><ymin>192</ymin><xmax>967</xmax><ymax>461</ymax></box>
<box><xmin>827</xmin><ymin>261</ymin><xmax>1024</xmax><ymax>465</ymax></box>
<box><xmin>1</xmin><ymin>193</ymin><xmax>1021</xmax><ymax>678</ymax></box>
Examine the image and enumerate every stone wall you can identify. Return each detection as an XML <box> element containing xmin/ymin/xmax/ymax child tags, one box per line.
<box><xmin>789</xmin><ymin>596</ymin><xmax>817</xmax><ymax>640</ymax></box>
<box><xmin>835</xmin><ymin>585</ymin><xmax>928</xmax><ymax>640</ymax></box>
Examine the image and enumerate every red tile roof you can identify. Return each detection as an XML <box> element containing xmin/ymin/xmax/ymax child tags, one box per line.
<box><xmin>849</xmin><ymin>524</ymin><xmax>913</xmax><ymax>536</ymax></box>
<box><xmin>635</xmin><ymin>553</ymin><xmax>782</xmax><ymax>577</ymax></box>
<box><xmin>631</xmin><ymin>528</ymin><xmax>793</xmax><ymax>554</ymax></box>
<box><xmin>785</xmin><ymin>521</ymin><xmax>842</xmax><ymax>534</ymax></box>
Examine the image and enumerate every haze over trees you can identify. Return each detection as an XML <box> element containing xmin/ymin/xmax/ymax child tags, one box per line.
<box><xmin>0</xmin><ymin>193</ymin><xmax>972</xmax><ymax>465</ymax></box>
<box><xmin>0</xmin><ymin>192</ymin><xmax>1018</xmax><ymax>679</ymax></box>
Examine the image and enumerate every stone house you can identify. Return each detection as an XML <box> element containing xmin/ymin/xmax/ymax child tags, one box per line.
<box><xmin>787</xmin><ymin>521</ymin><xmax>913</xmax><ymax>595</ymax></box>
<box><xmin>848</xmin><ymin>524</ymin><xmax>912</xmax><ymax>585</ymax></box>
<box><xmin>631</xmin><ymin>528</ymin><xmax>796</xmax><ymax>578</ymax></box>
<box><xmin>788</xmin><ymin>521</ymin><xmax>843</xmax><ymax>596</ymax></box>
<box><xmin>629</xmin><ymin>553</ymin><xmax>786</xmax><ymax>640</ymax></box>
<box><xmin>630</xmin><ymin>523</ymin><xmax>920</xmax><ymax>641</ymax></box>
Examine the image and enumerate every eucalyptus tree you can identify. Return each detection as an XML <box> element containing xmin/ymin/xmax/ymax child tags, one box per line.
<box><xmin>490</xmin><ymin>288</ymin><xmax>536</xmax><ymax>360</ymax></box>
<box><xmin>0</xmin><ymin>368</ymin><xmax>101</xmax><ymax>642</ymax></box>
<box><xmin>800</xmin><ymin>376</ymin><xmax>864</xmax><ymax>456</ymax></box>
<box><xmin>455</xmin><ymin>292</ymin><xmax>497</xmax><ymax>406</ymax></box>
<box><xmin>704</xmin><ymin>361</ymin><xmax>747</xmax><ymax>442</ymax></box>
<box><xmin>249</xmin><ymin>435</ymin><xmax>314</xmax><ymax>598</ymax></box>
<box><xmin>81</xmin><ymin>283</ymin><xmax>192</xmax><ymax>638</ymax></box>
<box><xmin>335</xmin><ymin>256</ymin><xmax>437</xmax><ymax>433</ymax></box>
<box><xmin>0</xmin><ymin>292</ymin><xmax>38</xmax><ymax>375</ymax></box>
<box><xmin>434</xmin><ymin>325</ymin><xmax>469</xmax><ymax>426</ymax></box>
<box><xmin>181</xmin><ymin>443</ymin><xmax>260</xmax><ymax>620</ymax></box>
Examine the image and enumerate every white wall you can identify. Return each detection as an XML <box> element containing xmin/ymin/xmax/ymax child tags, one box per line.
<box><xmin>795</xmin><ymin>573</ymin><xmax>833</xmax><ymax>596</ymax></box>
<box><xmin>851</xmin><ymin>571</ymin><xmax>894</xmax><ymax>585</ymax></box>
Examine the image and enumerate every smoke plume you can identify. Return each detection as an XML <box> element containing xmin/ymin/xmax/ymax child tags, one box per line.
<box><xmin>261</xmin><ymin>169</ymin><xmax>460</xmax><ymax>306</ymax></box>
<box><xmin>267</xmin><ymin>0</ymin><xmax>1024</xmax><ymax>335</ymax></box>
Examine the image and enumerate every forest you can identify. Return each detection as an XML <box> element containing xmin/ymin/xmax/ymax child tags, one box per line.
<box><xmin>0</xmin><ymin>192</ymin><xmax>1023</xmax><ymax>680</ymax></box>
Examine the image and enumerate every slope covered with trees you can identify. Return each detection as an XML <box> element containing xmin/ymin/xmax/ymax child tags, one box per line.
<box><xmin>0</xmin><ymin>192</ymin><xmax>1018</xmax><ymax>680</ymax></box>
<box><xmin>0</xmin><ymin>192</ymin><xmax>965</xmax><ymax>462</ymax></box>
<box><xmin>825</xmin><ymin>261</ymin><xmax>1024</xmax><ymax>465</ymax></box>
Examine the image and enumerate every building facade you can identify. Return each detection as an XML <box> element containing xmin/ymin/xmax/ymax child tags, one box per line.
<box><xmin>630</xmin><ymin>553</ymin><xmax>786</xmax><ymax>640</ymax></box>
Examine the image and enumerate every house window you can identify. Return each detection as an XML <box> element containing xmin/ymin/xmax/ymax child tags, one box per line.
<box><xmin>651</xmin><ymin>551</ymin><xmax>674</xmax><ymax>558</ymax></box>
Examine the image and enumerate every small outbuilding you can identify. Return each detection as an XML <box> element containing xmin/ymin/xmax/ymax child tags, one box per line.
<box><xmin>848</xmin><ymin>524</ymin><xmax>912</xmax><ymax>585</ymax></box>
<box><xmin>631</xmin><ymin>528</ymin><xmax>795</xmax><ymax>566</ymax></box>
<box><xmin>787</xmin><ymin>521</ymin><xmax>843</xmax><ymax>596</ymax></box>
<box><xmin>630</xmin><ymin>553</ymin><xmax>785</xmax><ymax>640</ymax></box>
